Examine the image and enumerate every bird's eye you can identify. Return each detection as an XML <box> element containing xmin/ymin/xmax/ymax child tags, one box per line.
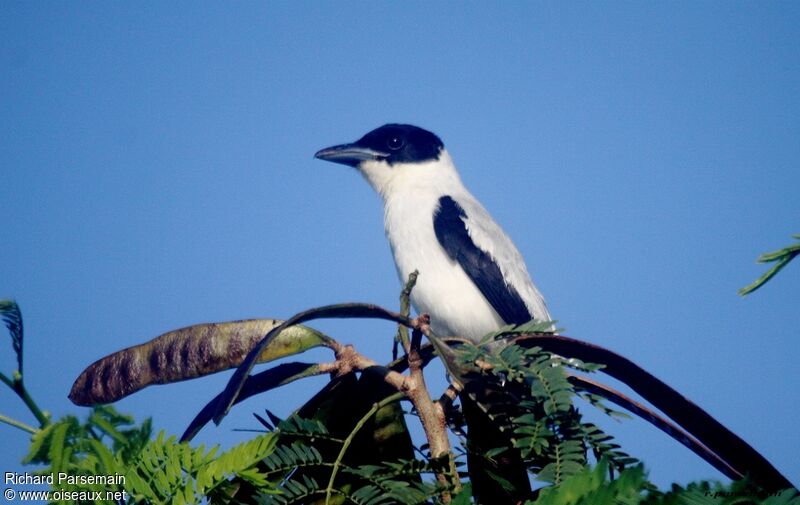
<box><xmin>387</xmin><ymin>136</ymin><xmax>405</xmax><ymax>150</ymax></box>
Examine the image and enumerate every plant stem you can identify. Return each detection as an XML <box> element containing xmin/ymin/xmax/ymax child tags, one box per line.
<box><xmin>324</xmin><ymin>392</ymin><xmax>405</xmax><ymax>504</ymax></box>
<box><xmin>0</xmin><ymin>371</ymin><xmax>12</xmax><ymax>389</ymax></box>
<box><xmin>1</xmin><ymin>372</ymin><xmax>49</xmax><ymax>428</ymax></box>
<box><xmin>405</xmin><ymin>325</ymin><xmax>460</xmax><ymax>501</ymax></box>
<box><xmin>394</xmin><ymin>270</ymin><xmax>418</xmax><ymax>359</ymax></box>
<box><xmin>328</xmin><ymin>338</ymin><xmax>460</xmax><ymax>502</ymax></box>
<box><xmin>0</xmin><ymin>413</ymin><xmax>38</xmax><ymax>435</ymax></box>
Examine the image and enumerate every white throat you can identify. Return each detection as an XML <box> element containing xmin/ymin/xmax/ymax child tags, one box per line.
<box><xmin>357</xmin><ymin>150</ymin><xmax>465</xmax><ymax>203</ymax></box>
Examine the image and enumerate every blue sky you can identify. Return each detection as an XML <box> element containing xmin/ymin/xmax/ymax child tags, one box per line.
<box><xmin>2</xmin><ymin>2</ymin><xmax>798</xmax><ymax>491</ymax></box>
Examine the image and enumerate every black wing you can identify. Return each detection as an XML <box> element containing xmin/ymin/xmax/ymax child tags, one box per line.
<box><xmin>433</xmin><ymin>196</ymin><xmax>531</xmax><ymax>325</ymax></box>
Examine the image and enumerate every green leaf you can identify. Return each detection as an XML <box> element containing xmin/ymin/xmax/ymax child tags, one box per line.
<box><xmin>22</xmin><ymin>422</ymin><xmax>51</xmax><ymax>464</ymax></box>
<box><xmin>46</xmin><ymin>420</ymin><xmax>71</xmax><ymax>474</ymax></box>
<box><xmin>534</xmin><ymin>460</ymin><xmax>649</xmax><ymax>505</ymax></box>
<box><xmin>739</xmin><ymin>234</ymin><xmax>800</xmax><ymax>296</ymax></box>
<box><xmin>87</xmin><ymin>438</ymin><xmax>118</xmax><ymax>474</ymax></box>
<box><xmin>481</xmin><ymin>318</ymin><xmax>557</xmax><ymax>343</ymax></box>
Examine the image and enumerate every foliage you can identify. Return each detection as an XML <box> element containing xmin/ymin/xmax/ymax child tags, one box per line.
<box><xmin>236</xmin><ymin>339</ymin><xmax>797</xmax><ymax>504</ymax></box>
<box><xmin>457</xmin><ymin>340</ymin><xmax>637</xmax><ymax>485</ymax></box>
<box><xmin>124</xmin><ymin>430</ymin><xmax>278</xmax><ymax>504</ymax></box>
<box><xmin>1</xmin><ymin>298</ymin><xmax>49</xmax><ymax>428</ymax></box>
<box><xmin>22</xmin><ymin>405</ymin><xmax>279</xmax><ymax>504</ymax></box>
<box><xmin>650</xmin><ymin>479</ymin><xmax>800</xmax><ymax>505</ymax></box>
<box><xmin>5</xmin><ymin>282</ymin><xmax>798</xmax><ymax>504</ymax></box>
<box><xmin>1</xmin><ymin>298</ymin><xmax>24</xmax><ymax>374</ymax></box>
<box><xmin>23</xmin><ymin>406</ymin><xmax>149</xmax><ymax>504</ymax></box>
<box><xmin>3</xmin><ymin>299</ymin><xmax>282</xmax><ymax>504</ymax></box>
<box><xmin>526</xmin><ymin>460</ymin><xmax>800</xmax><ymax>505</ymax></box>
<box><xmin>15</xmin><ymin>402</ymin><xmax>798</xmax><ymax>505</ymax></box>
<box><xmin>740</xmin><ymin>234</ymin><xmax>800</xmax><ymax>295</ymax></box>
<box><xmin>248</xmin><ymin>411</ymin><xmax>447</xmax><ymax>504</ymax></box>
<box><xmin>530</xmin><ymin>460</ymin><xmax>651</xmax><ymax>505</ymax></box>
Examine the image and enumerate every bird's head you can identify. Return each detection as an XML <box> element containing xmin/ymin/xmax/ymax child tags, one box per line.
<box><xmin>315</xmin><ymin>124</ymin><xmax>453</xmax><ymax>197</ymax></box>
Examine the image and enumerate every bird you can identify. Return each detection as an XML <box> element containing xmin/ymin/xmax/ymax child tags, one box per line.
<box><xmin>314</xmin><ymin>123</ymin><xmax>552</xmax><ymax>342</ymax></box>
<box><xmin>315</xmin><ymin>123</ymin><xmax>552</xmax><ymax>503</ymax></box>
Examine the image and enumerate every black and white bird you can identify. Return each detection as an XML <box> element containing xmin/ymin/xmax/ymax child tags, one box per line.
<box><xmin>315</xmin><ymin>124</ymin><xmax>552</xmax><ymax>341</ymax></box>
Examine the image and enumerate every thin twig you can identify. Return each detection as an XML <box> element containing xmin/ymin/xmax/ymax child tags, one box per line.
<box><xmin>0</xmin><ymin>413</ymin><xmax>38</xmax><ymax>435</ymax></box>
<box><xmin>394</xmin><ymin>270</ymin><xmax>418</xmax><ymax>359</ymax></box>
<box><xmin>1</xmin><ymin>372</ymin><xmax>49</xmax><ymax>428</ymax></box>
<box><xmin>404</xmin><ymin>318</ymin><xmax>460</xmax><ymax>500</ymax></box>
<box><xmin>324</xmin><ymin>392</ymin><xmax>406</xmax><ymax>504</ymax></box>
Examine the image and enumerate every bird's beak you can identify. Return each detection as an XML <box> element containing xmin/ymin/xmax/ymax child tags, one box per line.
<box><xmin>314</xmin><ymin>143</ymin><xmax>388</xmax><ymax>167</ymax></box>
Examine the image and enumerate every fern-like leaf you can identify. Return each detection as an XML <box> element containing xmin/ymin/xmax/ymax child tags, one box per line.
<box><xmin>124</xmin><ymin>431</ymin><xmax>278</xmax><ymax>503</ymax></box>
<box><xmin>536</xmin><ymin>440</ymin><xmax>586</xmax><ymax>485</ymax></box>
<box><xmin>481</xmin><ymin>318</ymin><xmax>557</xmax><ymax>343</ymax></box>
<box><xmin>513</xmin><ymin>413</ymin><xmax>553</xmax><ymax>459</ymax></box>
<box><xmin>256</xmin><ymin>475</ymin><xmax>322</xmax><ymax>505</ymax></box>
<box><xmin>533</xmin><ymin>459</ymin><xmax>649</xmax><ymax>505</ymax></box>
<box><xmin>581</xmin><ymin>422</ymin><xmax>638</xmax><ymax>471</ymax></box>
<box><xmin>275</xmin><ymin>414</ymin><xmax>340</xmax><ymax>442</ymax></box>
<box><xmin>262</xmin><ymin>441</ymin><xmax>324</xmax><ymax>476</ymax></box>
<box><xmin>0</xmin><ymin>299</ymin><xmax>23</xmax><ymax>374</ymax></box>
<box><xmin>740</xmin><ymin>234</ymin><xmax>800</xmax><ymax>296</ymax></box>
<box><xmin>344</xmin><ymin>459</ymin><xmax>441</xmax><ymax>504</ymax></box>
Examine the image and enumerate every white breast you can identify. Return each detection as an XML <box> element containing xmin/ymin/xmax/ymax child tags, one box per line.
<box><xmin>359</xmin><ymin>151</ymin><xmax>550</xmax><ymax>341</ymax></box>
<box><xmin>383</xmin><ymin>190</ymin><xmax>507</xmax><ymax>341</ymax></box>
